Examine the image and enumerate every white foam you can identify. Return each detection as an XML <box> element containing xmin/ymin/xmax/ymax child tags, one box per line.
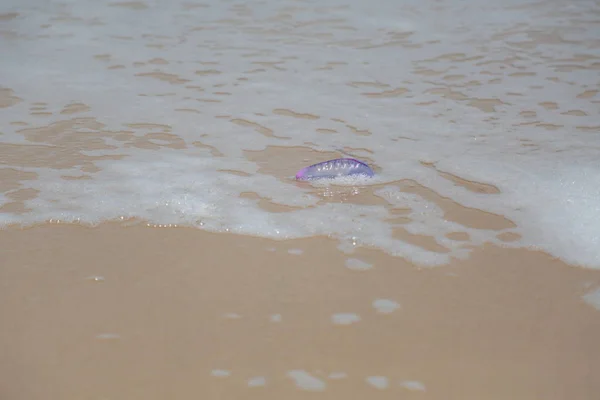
<box><xmin>210</xmin><ymin>369</ymin><xmax>231</xmax><ymax>377</ymax></box>
<box><xmin>247</xmin><ymin>376</ymin><xmax>267</xmax><ymax>387</ymax></box>
<box><xmin>287</xmin><ymin>370</ymin><xmax>327</xmax><ymax>392</ymax></box>
<box><xmin>400</xmin><ymin>380</ymin><xmax>426</xmax><ymax>392</ymax></box>
<box><xmin>328</xmin><ymin>372</ymin><xmax>348</xmax><ymax>380</ymax></box>
<box><xmin>86</xmin><ymin>275</ymin><xmax>105</xmax><ymax>282</ymax></box>
<box><xmin>288</xmin><ymin>248</ymin><xmax>303</xmax><ymax>255</ymax></box>
<box><xmin>582</xmin><ymin>288</ymin><xmax>600</xmax><ymax>311</ymax></box>
<box><xmin>331</xmin><ymin>313</ymin><xmax>361</xmax><ymax>325</ymax></box>
<box><xmin>1</xmin><ymin>0</ymin><xmax>599</xmax><ymax>268</ymax></box>
<box><xmin>269</xmin><ymin>314</ymin><xmax>282</xmax><ymax>322</ymax></box>
<box><xmin>366</xmin><ymin>376</ymin><xmax>389</xmax><ymax>390</ymax></box>
<box><xmin>95</xmin><ymin>333</ymin><xmax>120</xmax><ymax>340</ymax></box>
<box><xmin>372</xmin><ymin>299</ymin><xmax>400</xmax><ymax>314</ymax></box>
<box><xmin>345</xmin><ymin>258</ymin><xmax>373</xmax><ymax>271</ymax></box>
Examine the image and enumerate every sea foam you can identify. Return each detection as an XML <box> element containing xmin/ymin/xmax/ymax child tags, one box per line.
<box><xmin>0</xmin><ymin>0</ymin><xmax>599</xmax><ymax>268</ymax></box>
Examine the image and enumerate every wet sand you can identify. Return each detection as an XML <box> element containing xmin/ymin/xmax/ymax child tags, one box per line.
<box><xmin>2</xmin><ymin>0</ymin><xmax>600</xmax><ymax>398</ymax></box>
<box><xmin>1</xmin><ymin>223</ymin><xmax>599</xmax><ymax>400</ymax></box>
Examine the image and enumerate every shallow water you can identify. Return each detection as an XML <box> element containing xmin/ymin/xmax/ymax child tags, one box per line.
<box><xmin>1</xmin><ymin>0</ymin><xmax>599</xmax><ymax>267</ymax></box>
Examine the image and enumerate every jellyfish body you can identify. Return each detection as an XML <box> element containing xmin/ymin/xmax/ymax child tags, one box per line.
<box><xmin>295</xmin><ymin>158</ymin><xmax>374</xmax><ymax>181</ymax></box>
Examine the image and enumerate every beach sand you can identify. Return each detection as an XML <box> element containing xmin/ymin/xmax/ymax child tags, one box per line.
<box><xmin>1</xmin><ymin>222</ymin><xmax>599</xmax><ymax>400</ymax></box>
<box><xmin>1</xmin><ymin>2</ymin><xmax>600</xmax><ymax>397</ymax></box>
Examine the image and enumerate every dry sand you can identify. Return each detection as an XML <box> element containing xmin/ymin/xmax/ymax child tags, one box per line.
<box><xmin>1</xmin><ymin>222</ymin><xmax>599</xmax><ymax>400</ymax></box>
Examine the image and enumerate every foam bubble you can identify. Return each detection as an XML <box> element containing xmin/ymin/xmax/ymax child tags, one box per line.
<box><xmin>331</xmin><ymin>313</ymin><xmax>361</xmax><ymax>325</ymax></box>
<box><xmin>345</xmin><ymin>258</ymin><xmax>373</xmax><ymax>271</ymax></box>
<box><xmin>86</xmin><ymin>275</ymin><xmax>105</xmax><ymax>282</ymax></box>
<box><xmin>287</xmin><ymin>370</ymin><xmax>326</xmax><ymax>392</ymax></box>
<box><xmin>366</xmin><ymin>376</ymin><xmax>389</xmax><ymax>390</ymax></box>
<box><xmin>400</xmin><ymin>380</ymin><xmax>426</xmax><ymax>392</ymax></box>
<box><xmin>328</xmin><ymin>372</ymin><xmax>348</xmax><ymax>380</ymax></box>
<box><xmin>372</xmin><ymin>299</ymin><xmax>400</xmax><ymax>314</ymax></box>
<box><xmin>269</xmin><ymin>314</ymin><xmax>282</xmax><ymax>322</ymax></box>
<box><xmin>247</xmin><ymin>376</ymin><xmax>267</xmax><ymax>387</ymax></box>
<box><xmin>582</xmin><ymin>288</ymin><xmax>600</xmax><ymax>311</ymax></box>
<box><xmin>95</xmin><ymin>333</ymin><xmax>120</xmax><ymax>340</ymax></box>
<box><xmin>210</xmin><ymin>369</ymin><xmax>231</xmax><ymax>377</ymax></box>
